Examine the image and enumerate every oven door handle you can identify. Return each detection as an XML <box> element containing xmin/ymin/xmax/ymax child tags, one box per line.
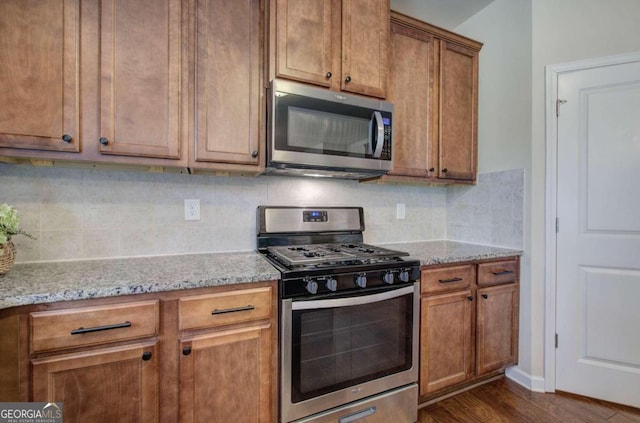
<box><xmin>291</xmin><ymin>285</ymin><xmax>415</xmax><ymax>310</ymax></box>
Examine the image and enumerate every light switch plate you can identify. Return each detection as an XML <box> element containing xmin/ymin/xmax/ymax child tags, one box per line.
<box><xmin>184</xmin><ymin>199</ymin><xmax>200</xmax><ymax>221</ymax></box>
<box><xmin>396</xmin><ymin>203</ymin><xmax>405</xmax><ymax>219</ymax></box>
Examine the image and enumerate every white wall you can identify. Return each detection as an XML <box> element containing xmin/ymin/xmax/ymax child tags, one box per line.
<box><xmin>452</xmin><ymin>0</ymin><xmax>640</xmax><ymax>390</ymax></box>
<box><xmin>531</xmin><ymin>0</ymin><xmax>640</xmax><ymax>384</ymax></box>
<box><xmin>453</xmin><ymin>0</ymin><xmax>534</xmax><ymax>383</ymax></box>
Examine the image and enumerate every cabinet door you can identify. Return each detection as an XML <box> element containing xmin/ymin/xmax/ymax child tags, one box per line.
<box><xmin>275</xmin><ymin>0</ymin><xmax>333</xmax><ymax>87</ymax></box>
<box><xmin>476</xmin><ymin>283</ymin><xmax>519</xmax><ymax>375</ymax></box>
<box><xmin>439</xmin><ymin>41</ymin><xmax>478</xmax><ymax>181</ymax></box>
<box><xmin>31</xmin><ymin>342</ymin><xmax>158</xmax><ymax>423</ymax></box>
<box><xmin>341</xmin><ymin>0</ymin><xmax>389</xmax><ymax>98</ymax></box>
<box><xmin>193</xmin><ymin>0</ymin><xmax>262</xmax><ymax>165</ymax></box>
<box><xmin>387</xmin><ymin>22</ymin><xmax>436</xmax><ymax>178</ymax></box>
<box><xmin>420</xmin><ymin>291</ymin><xmax>473</xmax><ymax>396</ymax></box>
<box><xmin>0</xmin><ymin>0</ymin><xmax>79</xmax><ymax>152</ymax></box>
<box><xmin>99</xmin><ymin>0</ymin><xmax>182</xmax><ymax>159</ymax></box>
<box><xmin>179</xmin><ymin>324</ymin><xmax>273</xmax><ymax>423</ymax></box>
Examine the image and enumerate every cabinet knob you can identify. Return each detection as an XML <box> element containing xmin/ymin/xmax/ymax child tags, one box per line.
<box><xmin>61</xmin><ymin>134</ymin><xmax>72</xmax><ymax>143</ymax></box>
<box><xmin>141</xmin><ymin>351</ymin><xmax>152</xmax><ymax>361</ymax></box>
<box><xmin>482</xmin><ymin>294</ymin><xmax>488</xmax><ymax>299</ymax></box>
<box><xmin>99</xmin><ymin>137</ymin><xmax>109</xmax><ymax>146</ymax></box>
<box><xmin>467</xmin><ymin>296</ymin><xmax>473</xmax><ymax>302</ymax></box>
<box><xmin>325</xmin><ymin>71</ymin><xmax>332</xmax><ymax>79</ymax></box>
<box><xmin>345</xmin><ymin>75</ymin><xmax>352</xmax><ymax>83</ymax></box>
<box><xmin>429</xmin><ymin>167</ymin><xmax>435</xmax><ymax>172</ymax></box>
<box><xmin>442</xmin><ymin>168</ymin><xmax>448</xmax><ymax>173</ymax></box>
<box><xmin>183</xmin><ymin>346</ymin><xmax>192</xmax><ymax>356</ymax></box>
<box><xmin>251</xmin><ymin>150</ymin><xmax>258</xmax><ymax>158</ymax></box>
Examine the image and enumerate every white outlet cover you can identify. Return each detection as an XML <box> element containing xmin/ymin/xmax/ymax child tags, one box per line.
<box><xmin>184</xmin><ymin>199</ymin><xmax>200</xmax><ymax>221</ymax></box>
<box><xmin>396</xmin><ymin>203</ymin><xmax>406</xmax><ymax>219</ymax></box>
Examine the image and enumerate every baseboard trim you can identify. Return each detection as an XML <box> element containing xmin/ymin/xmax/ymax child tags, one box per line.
<box><xmin>505</xmin><ymin>366</ymin><xmax>546</xmax><ymax>393</ymax></box>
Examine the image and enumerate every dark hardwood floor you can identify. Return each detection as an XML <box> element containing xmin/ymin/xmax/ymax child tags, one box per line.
<box><xmin>418</xmin><ymin>377</ymin><xmax>640</xmax><ymax>422</ymax></box>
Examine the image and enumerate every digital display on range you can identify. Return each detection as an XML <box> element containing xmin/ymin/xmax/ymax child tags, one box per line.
<box><xmin>382</xmin><ymin>117</ymin><xmax>390</xmax><ymax>125</ymax></box>
<box><xmin>303</xmin><ymin>210</ymin><xmax>328</xmax><ymax>222</ymax></box>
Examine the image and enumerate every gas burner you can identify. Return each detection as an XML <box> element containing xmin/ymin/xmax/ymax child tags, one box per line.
<box><xmin>289</xmin><ymin>247</ymin><xmax>308</xmax><ymax>251</ymax></box>
<box><xmin>303</xmin><ymin>251</ymin><xmax>323</xmax><ymax>258</ymax></box>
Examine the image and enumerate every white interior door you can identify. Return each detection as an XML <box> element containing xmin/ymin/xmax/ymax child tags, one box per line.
<box><xmin>556</xmin><ymin>59</ymin><xmax>640</xmax><ymax>408</ymax></box>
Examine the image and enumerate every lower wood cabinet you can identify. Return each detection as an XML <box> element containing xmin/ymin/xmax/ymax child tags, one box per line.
<box><xmin>420</xmin><ymin>290</ymin><xmax>473</xmax><ymax>396</ymax></box>
<box><xmin>476</xmin><ymin>283</ymin><xmax>519</xmax><ymax>375</ymax></box>
<box><xmin>0</xmin><ymin>281</ymin><xmax>277</xmax><ymax>423</ymax></box>
<box><xmin>32</xmin><ymin>342</ymin><xmax>159</xmax><ymax>423</ymax></box>
<box><xmin>179</xmin><ymin>325</ymin><xmax>273</xmax><ymax>422</ymax></box>
<box><xmin>419</xmin><ymin>258</ymin><xmax>519</xmax><ymax>401</ymax></box>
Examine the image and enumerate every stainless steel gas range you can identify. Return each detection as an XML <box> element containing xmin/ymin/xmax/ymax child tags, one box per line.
<box><xmin>257</xmin><ymin>206</ymin><xmax>419</xmax><ymax>423</ymax></box>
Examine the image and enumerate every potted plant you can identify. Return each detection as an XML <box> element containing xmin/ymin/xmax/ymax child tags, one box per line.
<box><xmin>0</xmin><ymin>204</ymin><xmax>35</xmax><ymax>275</ymax></box>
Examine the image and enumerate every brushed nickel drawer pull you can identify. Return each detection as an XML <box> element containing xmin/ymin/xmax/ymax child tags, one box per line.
<box><xmin>212</xmin><ymin>305</ymin><xmax>255</xmax><ymax>315</ymax></box>
<box><xmin>439</xmin><ymin>277</ymin><xmax>463</xmax><ymax>284</ymax></box>
<box><xmin>492</xmin><ymin>270</ymin><xmax>514</xmax><ymax>276</ymax></box>
<box><xmin>70</xmin><ymin>321</ymin><xmax>131</xmax><ymax>335</ymax></box>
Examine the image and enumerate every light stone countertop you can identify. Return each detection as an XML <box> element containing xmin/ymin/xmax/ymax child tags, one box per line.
<box><xmin>381</xmin><ymin>240</ymin><xmax>523</xmax><ymax>266</ymax></box>
<box><xmin>0</xmin><ymin>252</ymin><xmax>280</xmax><ymax>310</ymax></box>
<box><xmin>0</xmin><ymin>241</ymin><xmax>522</xmax><ymax>311</ymax></box>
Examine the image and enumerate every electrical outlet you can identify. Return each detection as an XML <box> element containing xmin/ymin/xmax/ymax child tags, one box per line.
<box><xmin>184</xmin><ymin>199</ymin><xmax>200</xmax><ymax>221</ymax></box>
<box><xmin>396</xmin><ymin>203</ymin><xmax>405</xmax><ymax>219</ymax></box>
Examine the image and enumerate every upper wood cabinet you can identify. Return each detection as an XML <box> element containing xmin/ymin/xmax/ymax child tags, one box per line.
<box><xmin>273</xmin><ymin>0</ymin><xmax>389</xmax><ymax>98</ymax></box>
<box><xmin>191</xmin><ymin>0</ymin><xmax>264</xmax><ymax>168</ymax></box>
<box><xmin>439</xmin><ymin>41</ymin><xmax>478</xmax><ymax>181</ymax></box>
<box><xmin>98</xmin><ymin>0</ymin><xmax>183</xmax><ymax>160</ymax></box>
<box><xmin>384</xmin><ymin>12</ymin><xmax>481</xmax><ymax>184</ymax></box>
<box><xmin>0</xmin><ymin>0</ymin><xmax>80</xmax><ymax>153</ymax></box>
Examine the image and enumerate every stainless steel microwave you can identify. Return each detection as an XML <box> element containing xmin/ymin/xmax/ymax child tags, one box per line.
<box><xmin>265</xmin><ymin>79</ymin><xmax>393</xmax><ymax>180</ymax></box>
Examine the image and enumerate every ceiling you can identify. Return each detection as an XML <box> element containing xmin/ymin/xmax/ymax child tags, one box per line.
<box><xmin>390</xmin><ymin>0</ymin><xmax>495</xmax><ymax>29</ymax></box>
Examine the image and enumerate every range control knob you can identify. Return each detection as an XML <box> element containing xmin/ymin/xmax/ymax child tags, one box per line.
<box><xmin>399</xmin><ymin>270</ymin><xmax>410</xmax><ymax>283</ymax></box>
<box><xmin>383</xmin><ymin>271</ymin><xmax>394</xmax><ymax>284</ymax></box>
<box><xmin>355</xmin><ymin>274</ymin><xmax>367</xmax><ymax>288</ymax></box>
<box><xmin>326</xmin><ymin>278</ymin><xmax>338</xmax><ymax>292</ymax></box>
<box><xmin>305</xmin><ymin>279</ymin><xmax>318</xmax><ymax>295</ymax></box>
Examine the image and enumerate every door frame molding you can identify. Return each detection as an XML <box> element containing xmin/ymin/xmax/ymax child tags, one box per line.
<box><xmin>544</xmin><ymin>50</ymin><xmax>640</xmax><ymax>392</ymax></box>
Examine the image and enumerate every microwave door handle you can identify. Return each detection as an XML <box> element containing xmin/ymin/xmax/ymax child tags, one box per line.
<box><xmin>371</xmin><ymin>111</ymin><xmax>384</xmax><ymax>158</ymax></box>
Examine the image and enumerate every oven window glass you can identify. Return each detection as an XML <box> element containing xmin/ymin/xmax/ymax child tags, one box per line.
<box><xmin>290</xmin><ymin>292</ymin><xmax>413</xmax><ymax>403</ymax></box>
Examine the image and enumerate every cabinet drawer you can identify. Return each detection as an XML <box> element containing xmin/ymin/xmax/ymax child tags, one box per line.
<box><xmin>30</xmin><ymin>300</ymin><xmax>159</xmax><ymax>354</ymax></box>
<box><xmin>178</xmin><ymin>286</ymin><xmax>272</xmax><ymax>331</ymax></box>
<box><xmin>477</xmin><ymin>259</ymin><xmax>519</xmax><ymax>286</ymax></box>
<box><xmin>421</xmin><ymin>264</ymin><xmax>474</xmax><ymax>294</ymax></box>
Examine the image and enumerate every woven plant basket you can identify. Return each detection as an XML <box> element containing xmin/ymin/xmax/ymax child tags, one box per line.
<box><xmin>0</xmin><ymin>239</ymin><xmax>16</xmax><ymax>276</ymax></box>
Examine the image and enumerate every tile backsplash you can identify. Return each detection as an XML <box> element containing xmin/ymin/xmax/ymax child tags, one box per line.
<box><xmin>446</xmin><ymin>169</ymin><xmax>524</xmax><ymax>249</ymax></box>
<box><xmin>1</xmin><ymin>164</ymin><xmax>523</xmax><ymax>263</ymax></box>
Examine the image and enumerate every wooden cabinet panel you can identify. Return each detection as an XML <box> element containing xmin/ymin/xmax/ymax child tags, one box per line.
<box><xmin>179</xmin><ymin>324</ymin><xmax>273</xmax><ymax>423</ymax></box>
<box><xmin>0</xmin><ymin>0</ymin><xmax>80</xmax><ymax>152</ymax></box>
<box><xmin>476</xmin><ymin>283</ymin><xmax>519</xmax><ymax>375</ymax></box>
<box><xmin>31</xmin><ymin>342</ymin><xmax>158</xmax><ymax>422</ymax></box>
<box><xmin>421</xmin><ymin>264</ymin><xmax>474</xmax><ymax>295</ymax></box>
<box><xmin>30</xmin><ymin>300</ymin><xmax>159</xmax><ymax>353</ymax></box>
<box><xmin>193</xmin><ymin>0</ymin><xmax>262</xmax><ymax>166</ymax></box>
<box><xmin>178</xmin><ymin>286</ymin><xmax>272</xmax><ymax>331</ymax></box>
<box><xmin>273</xmin><ymin>0</ymin><xmax>388</xmax><ymax>98</ymax></box>
<box><xmin>99</xmin><ymin>0</ymin><xmax>182</xmax><ymax>159</ymax></box>
<box><xmin>439</xmin><ymin>41</ymin><xmax>478</xmax><ymax>181</ymax></box>
<box><xmin>420</xmin><ymin>291</ymin><xmax>473</xmax><ymax>396</ymax></box>
<box><xmin>387</xmin><ymin>22</ymin><xmax>435</xmax><ymax>178</ymax></box>
<box><xmin>477</xmin><ymin>259</ymin><xmax>519</xmax><ymax>286</ymax></box>
<box><xmin>341</xmin><ymin>0</ymin><xmax>389</xmax><ymax>98</ymax></box>
<box><xmin>276</xmin><ymin>0</ymin><xmax>333</xmax><ymax>87</ymax></box>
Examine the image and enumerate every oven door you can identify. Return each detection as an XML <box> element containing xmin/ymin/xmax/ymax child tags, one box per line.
<box><xmin>281</xmin><ymin>283</ymin><xmax>419</xmax><ymax>422</ymax></box>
